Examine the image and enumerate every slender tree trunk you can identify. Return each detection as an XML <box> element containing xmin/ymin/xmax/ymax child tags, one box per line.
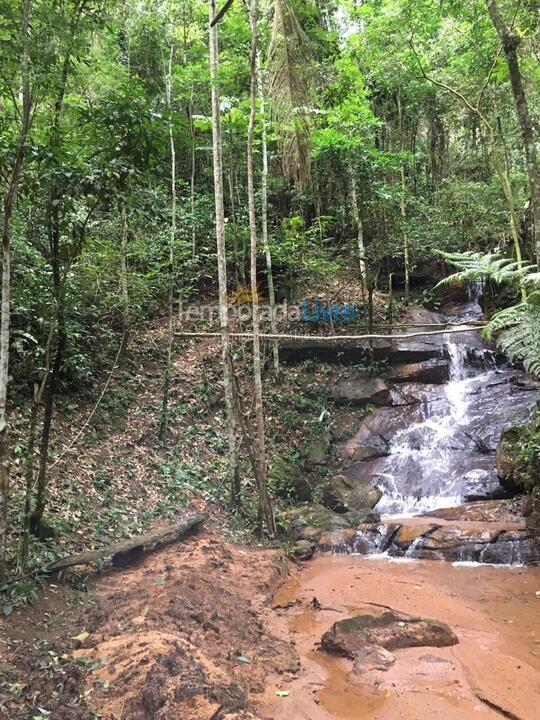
<box><xmin>347</xmin><ymin>163</ymin><xmax>366</xmax><ymax>299</ymax></box>
<box><xmin>397</xmin><ymin>92</ymin><xmax>410</xmax><ymax>303</ymax></box>
<box><xmin>209</xmin><ymin>0</ymin><xmax>240</xmax><ymax>506</ymax></box>
<box><xmin>189</xmin><ymin>82</ymin><xmax>197</xmax><ymax>256</ymax></box>
<box><xmin>0</xmin><ymin>0</ymin><xmax>32</xmax><ymax>577</ymax></box>
<box><xmin>159</xmin><ymin>44</ymin><xmax>177</xmax><ymax>443</ymax></box>
<box><xmin>486</xmin><ymin>0</ymin><xmax>540</xmax><ymax>265</ymax></box>
<box><xmin>119</xmin><ymin>202</ymin><xmax>130</xmax><ymax>354</ymax></box>
<box><xmin>247</xmin><ymin>0</ymin><xmax>275</xmax><ymax>537</ymax></box>
<box><xmin>258</xmin><ymin>65</ymin><xmax>279</xmax><ymax>372</ymax></box>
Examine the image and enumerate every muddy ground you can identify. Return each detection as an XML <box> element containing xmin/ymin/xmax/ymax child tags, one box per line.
<box><xmin>0</xmin><ymin>524</ymin><xmax>299</xmax><ymax>720</ymax></box>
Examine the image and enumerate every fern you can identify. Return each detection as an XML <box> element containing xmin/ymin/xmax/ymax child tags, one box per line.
<box><xmin>435</xmin><ymin>251</ymin><xmax>537</xmax><ymax>288</ymax></box>
<box><xmin>485</xmin><ymin>304</ymin><xmax>540</xmax><ymax>376</ymax></box>
<box><xmin>435</xmin><ymin>249</ymin><xmax>540</xmax><ymax>377</ymax></box>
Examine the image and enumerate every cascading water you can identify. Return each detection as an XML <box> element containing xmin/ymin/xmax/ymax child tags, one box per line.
<box><xmin>374</xmin><ymin>341</ymin><xmax>479</xmax><ymax>516</ymax></box>
<box><xmin>369</xmin><ymin>340</ymin><xmax>533</xmax><ymax>519</ymax></box>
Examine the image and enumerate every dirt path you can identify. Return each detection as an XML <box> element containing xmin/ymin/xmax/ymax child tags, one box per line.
<box><xmin>262</xmin><ymin>555</ymin><xmax>540</xmax><ymax>720</ymax></box>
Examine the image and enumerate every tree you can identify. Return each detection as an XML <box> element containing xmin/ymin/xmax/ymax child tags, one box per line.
<box><xmin>209</xmin><ymin>0</ymin><xmax>240</xmax><ymax>505</ymax></box>
<box><xmin>247</xmin><ymin>0</ymin><xmax>276</xmax><ymax>536</ymax></box>
<box><xmin>485</xmin><ymin>0</ymin><xmax>540</xmax><ymax>265</ymax></box>
<box><xmin>0</xmin><ymin>0</ymin><xmax>32</xmax><ymax>577</ymax></box>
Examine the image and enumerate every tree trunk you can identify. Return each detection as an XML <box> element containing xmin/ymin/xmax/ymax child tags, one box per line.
<box><xmin>258</xmin><ymin>64</ymin><xmax>279</xmax><ymax>373</ymax></box>
<box><xmin>347</xmin><ymin>163</ymin><xmax>366</xmax><ymax>299</ymax></box>
<box><xmin>485</xmin><ymin>0</ymin><xmax>540</xmax><ymax>265</ymax></box>
<box><xmin>119</xmin><ymin>202</ymin><xmax>130</xmax><ymax>354</ymax></box>
<box><xmin>397</xmin><ymin>92</ymin><xmax>410</xmax><ymax>303</ymax></box>
<box><xmin>0</xmin><ymin>0</ymin><xmax>32</xmax><ymax>578</ymax></box>
<box><xmin>159</xmin><ymin>44</ymin><xmax>177</xmax><ymax>443</ymax></box>
<box><xmin>247</xmin><ymin>0</ymin><xmax>276</xmax><ymax>537</ymax></box>
<box><xmin>209</xmin><ymin>0</ymin><xmax>240</xmax><ymax>506</ymax></box>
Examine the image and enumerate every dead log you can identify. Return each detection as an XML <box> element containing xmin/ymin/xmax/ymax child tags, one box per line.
<box><xmin>47</xmin><ymin>512</ymin><xmax>208</xmax><ymax>571</ymax></box>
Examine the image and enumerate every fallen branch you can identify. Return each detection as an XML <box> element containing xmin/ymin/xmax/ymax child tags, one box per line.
<box><xmin>47</xmin><ymin>512</ymin><xmax>208</xmax><ymax>571</ymax></box>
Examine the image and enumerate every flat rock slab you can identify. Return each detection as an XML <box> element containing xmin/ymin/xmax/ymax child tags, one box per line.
<box><xmin>385</xmin><ymin>359</ymin><xmax>449</xmax><ymax>384</ymax></box>
<box><xmin>320</xmin><ymin>611</ymin><xmax>458</xmax><ymax>658</ymax></box>
<box><xmin>331</xmin><ymin>377</ymin><xmax>392</xmax><ymax>406</ymax></box>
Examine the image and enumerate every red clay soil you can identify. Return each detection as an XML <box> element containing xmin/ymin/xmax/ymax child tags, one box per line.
<box><xmin>0</xmin><ymin>528</ymin><xmax>300</xmax><ymax>720</ymax></box>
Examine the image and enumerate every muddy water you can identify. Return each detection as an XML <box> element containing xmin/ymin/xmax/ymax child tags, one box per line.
<box><xmin>264</xmin><ymin>555</ymin><xmax>540</xmax><ymax>720</ymax></box>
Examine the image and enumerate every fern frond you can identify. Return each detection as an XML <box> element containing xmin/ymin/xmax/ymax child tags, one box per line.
<box><xmin>486</xmin><ymin>303</ymin><xmax>540</xmax><ymax>376</ymax></box>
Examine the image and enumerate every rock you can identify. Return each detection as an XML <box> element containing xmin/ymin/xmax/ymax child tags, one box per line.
<box><xmin>287</xmin><ymin>504</ymin><xmax>353</xmax><ymax>543</ymax></box>
<box><xmin>320</xmin><ymin>611</ymin><xmax>458</xmax><ymax>657</ymax></box>
<box><xmin>321</xmin><ymin>474</ymin><xmax>382</xmax><ymax>514</ymax></box>
<box><xmin>318</xmin><ymin>528</ymin><xmax>357</xmax><ymax>550</ymax></box>
<box><xmin>331</xmin><ymin>378</ymin><xmax>392</xmax><ymax>407</ymax></box>
<box><xmin>423</xmin><ymin>499</ymin><xmax>525</xmax><ymax>524</ymax></box>
<box><xmin>279</xmin><ymin>339</ymin><xmax>441</xmax><ymax>366</ymax></box>
<box><xmin>291</xmin><ymin>540</ymin><xmax>314</xmax><ymax>561</ymax></box>
<box><xmin>393</xmin><ymin>524</ymin><xmax>438</xmax><ymax>550</ymax></box>
<box><xmin>386</xmin><ymin>359</ymin><xmax>449</xmax><ymax>384</ymax></box>
<box><xmin>496</xmin><ymin>426</ymin><xmax>527</xmax><ymax>494</ymax></box>
<box><xmin>421</xmin><ymin>526</ymin><xmax>500</xmax><ymax>551</ymax></box>
<box><xmin>351</xmin><ymin>645</ymin><xmax>395</xmax><ymax>674</ymax></box>
<box><xmin>303</xmin><ymin>432</ymin><xmax>331</xmax><ymax>465</ymax></box>
<box><xmin>344</xmin><ymin>509</ymin><xmax>381</xmax><ymax>526</ymax></box>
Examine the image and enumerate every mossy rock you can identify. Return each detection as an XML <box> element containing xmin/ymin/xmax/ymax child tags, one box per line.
<box><xmin>284</xmin><ymin>503</ymin><xmax>353</xmax><ymax>543</ymax></box>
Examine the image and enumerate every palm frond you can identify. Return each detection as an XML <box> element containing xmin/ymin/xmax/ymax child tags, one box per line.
<box><xmin>267</xmin><ymin>0</ymin><xmax>313</xmax><ymax>185</ymax></box>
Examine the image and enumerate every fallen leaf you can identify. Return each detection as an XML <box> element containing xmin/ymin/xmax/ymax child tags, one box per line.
<box><xmin>71</xmin><ymin>630</ymin><xmax>89</xmax><ymax>643</ymax></box>
<box><xmin>276</xmin><ymin>690</ymin><xmax>290</xmax><ymax>697</ymax></box>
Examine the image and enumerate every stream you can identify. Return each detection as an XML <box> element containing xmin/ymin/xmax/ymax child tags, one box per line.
<box><xmin>264</xmin><ymin>301</ymin><xmax>540</xmax><ymax>719</ymax></box>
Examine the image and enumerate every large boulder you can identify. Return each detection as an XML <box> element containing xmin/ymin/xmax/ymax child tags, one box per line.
<box><xmin>286</xmin><ymin>504</ymin><xmax>353</xmax><ymax>543</ymax></box>
<box><xmin>320</xmin><ymin>611</ymin><xmax>458</xmax><ymax>657</ymax></box>
<box><xmin>331</xmin><ymin>378</ymin><xmax>392</xmax><ymax>407</ymax></box>
<box><xmin>385</xmin><ymin>359</ymin><xmax>449</xmax><ymax>384</ymax></box>
<box><xmin>321</xmin><ymin>474</ymin><xmax>382</xmax><ymax>514</ymax></box>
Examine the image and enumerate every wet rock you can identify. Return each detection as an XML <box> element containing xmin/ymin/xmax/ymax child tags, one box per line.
<box><xmin>421</xmin><ymin>526</ymin><xmax>501</xmax><ymax>551</ymax></box>
<box><xmin>423</xmin><ymin>499</ymin><xmax>525</xmax><ymax>524</ymax></box>
<box><xmin>321</xmin><ymin>474</ymin><xmax>382</xmax><ymax>514</ymax></box>
<box><xmin>351</xmin><ymin>645</ymin><xmax>396</xmax><ymax>674</ymax></box>
<box><xmin>318</xmin><ymin>528</ymin><xmax>357</xmax><ymax>550</ymax></box>
<box><xmin>291</xmin><ymin>539</ymin><xmax>315</xmax><ymax>561</ymax></box>
<box><xmin>331</xmin><ymin>378</ymin><xmax>392</xmax><ymax>407</ymax></box>
<box><xmin>393</xmin><ymin>524</ymin><xmax>438</xmax><ymax>550</ymax></box>
<box><xmin>386</xmin><ymin>359</ymin><xmax>449</xmax><ymax>384</ymax></box>
<box><xmin>320</xmin><ymin>611</ymin><xmax>458</xmax><ymax>657</ymax></box>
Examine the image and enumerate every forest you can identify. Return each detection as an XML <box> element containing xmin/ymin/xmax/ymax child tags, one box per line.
<box><xmin>0</xmin><ymin>1</ymin><xmax>540</xmax><ymax>719</ymax></box>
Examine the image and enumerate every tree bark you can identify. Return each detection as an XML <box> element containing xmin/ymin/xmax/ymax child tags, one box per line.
<box><xmin>247</xmin><ymin>0</ymin><xmax>276</xmax><ymax>537</ymax></box>
<box><xmin>486</xmin><ymin>0</ymin><xmax>540</xmax><ymax>265</ymax></box>
<box><xmin>209</xmin><ymin>0</ymin><xmax>240</xmax><ymax>506</ymax></box>
<box><xmin>0</xmin><ymin>0</ymin><xmax>32</xmax><ymax>578</ymax></box>
<box><xmin>159</xmin><ymin>44</ymin><xmax>177</xmax><ymax>443</ymax></box>
<box><xmin>258</xmin><ymin>64</ymin><xmax>279</xmax><ymax>373</ymax></box>
<box><xmin>347</xmin><ymin>163</ymin><xmax>366</xmax><ymax>299</ymax></box>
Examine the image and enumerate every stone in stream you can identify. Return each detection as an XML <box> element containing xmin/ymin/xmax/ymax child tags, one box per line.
<box><xmin>320</xmin><ymin>611</ymin><xmax>458</xmax><ymax>658</ymax></box>
<box><xmin>331</xmin><ymin>378</ymin><xmax>392</xmax><ymax>407</ymax></box>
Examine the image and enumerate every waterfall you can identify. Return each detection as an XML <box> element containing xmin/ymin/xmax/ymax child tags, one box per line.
<box><xmin>373</xmin><ymin>341</ymin><xmax>497</xmax><ymax>517</ymax></box>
